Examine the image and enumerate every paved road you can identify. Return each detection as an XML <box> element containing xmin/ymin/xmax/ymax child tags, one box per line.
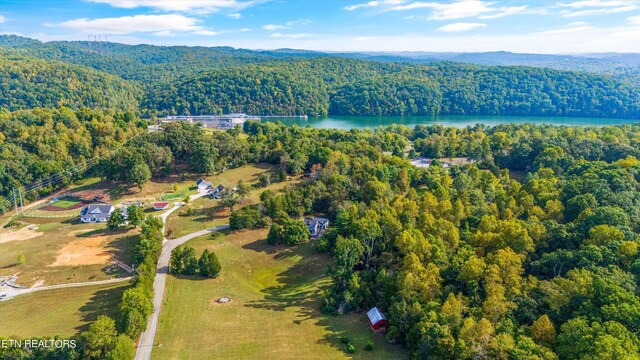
<box><xmin>134</xmin><ymin>223</ymin><xmax>229</xmax><ymax>360</ymax></box>
<box><xmin>0</xmin><ymin>277</ymin><xmax>133</xmax><ymax>301</ymax></box>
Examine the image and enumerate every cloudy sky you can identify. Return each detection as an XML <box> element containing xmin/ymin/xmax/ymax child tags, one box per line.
<box><xmin>1</xmin><ymin>0</ymin><xmax>639</xmax><ymax>53</ymax></box>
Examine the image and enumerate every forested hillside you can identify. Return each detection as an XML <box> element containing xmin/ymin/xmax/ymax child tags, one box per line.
<box><xmin>0</xmin><ymin>53</ymin><xmax>140</xmax><ymax>111</ymax></box>
<box><xmin>2</xmin><ymin>36</ymin><xmax>640</xmax><ymax>118</ymax></box>
<box><xmin>147</xmin><ymin>59</ymin><xmax>640</xmax><ymax>118</ymax></box>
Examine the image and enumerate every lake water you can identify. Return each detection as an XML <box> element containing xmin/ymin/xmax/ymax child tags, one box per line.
<box><xmin>264</xmin><ymin>115</ymin><xmax>640</xmax><ymax>130</ymax></box>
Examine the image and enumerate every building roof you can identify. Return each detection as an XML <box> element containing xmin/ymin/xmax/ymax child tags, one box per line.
<box><xmin>153</xmin><ymin>202</ymin><xmax>169</xmax><ymax>207</ymax></box>
<box><xmin>197</xmin><ymin>179</ymin><xmax>212</xmax><ymax>188</ymax></box>
<box><xmin>367</xmin><ymin>307</ymin><xmax>387</xmax><ymax>325</ymax></box>
<box><xmin>80</xmin><ymin>205</ymin><xmax>114</xmax><ymax>219</ymax></box>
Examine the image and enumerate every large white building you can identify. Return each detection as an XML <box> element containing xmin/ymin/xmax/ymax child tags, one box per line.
<box><xmin>160</xmin><ymin>113</ymin><xmax>260</xmax><ymax>129</ymax></box>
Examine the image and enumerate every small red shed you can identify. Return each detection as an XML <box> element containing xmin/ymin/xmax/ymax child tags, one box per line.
<box><xmin>153</xmin><ymin>202</ymin><xmax>170</xmax><ymax>210</ymax></box>
<box><xmin>367</xmin><ymin>307</ymin><xmax>389</xmax><ymax>332</ymax></box>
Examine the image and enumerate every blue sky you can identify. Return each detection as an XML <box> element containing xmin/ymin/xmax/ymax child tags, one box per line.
<box><xmin>1</xmin><ymin>0</ymin><xmax>639</xmax><ymax>53</ymax></box>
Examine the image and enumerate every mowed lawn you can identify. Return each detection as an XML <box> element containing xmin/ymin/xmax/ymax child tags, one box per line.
<box><xmin>0</xmin><ymin>282</ymin><xmax>129</xmax><ymax>338</ymax></box>
<box><xmin>154</xmin><ymin>230</ymin><xmax>407</xmax><ymax>360</ymax></box>
<box><xmin>165</xmin><ymin>163</ymin><xmax>298</xmax><ymax>239</ymax></box>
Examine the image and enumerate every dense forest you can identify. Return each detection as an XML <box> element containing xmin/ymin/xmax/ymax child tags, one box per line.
<box><xmin>240</xmin><ymin>121</ymin><xmax>640</xmax><ymax>359</ymax></box>
<box><xmin>2</xmin><ymin>36</ymin><xmax>640</xmax><ymax>118</ymax></box>
<box><xmin>0</xmin><ymin>52</ymin><xmax>139</xmax><ymax>111</ymax></box>
<box><xmin>0</xmin><ymin>107</ymin><xmax>146</xmax><ymax>208</ymax></box>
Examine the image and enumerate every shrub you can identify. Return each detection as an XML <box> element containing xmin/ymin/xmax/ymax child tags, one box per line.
<box><xmin>347</xmin><ymin>344</ymin><xmax>356</xmax><ymax>354</ymax></box>
<box><xmin>17</xmin><ymin>253</ymin><xmax>26</xmax><ymax>265</ymax></box>
<box><xmin>365</xmin><ymin>340</ymin><xmax>374</xmax><ymax>351</ymax></box>
<box><xmin>340</xmin><ymin>336</ymin><xmax>351</xmax><ymax>345</ymax></box>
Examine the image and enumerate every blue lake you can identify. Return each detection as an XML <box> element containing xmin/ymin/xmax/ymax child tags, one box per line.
<box><xmin>264</xmin><ymin>115</ymin><xmax>640</xmax><ymax>129</ymax></box>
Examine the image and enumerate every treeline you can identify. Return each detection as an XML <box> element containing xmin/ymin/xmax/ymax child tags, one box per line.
<box><xmin>0</xmin><ymin>52</ymin><xmax>140</xmax><ymax>111</ymax></box>
<box><xmin>0</xmin><ymin>107</ymin><xmax>146</xmax><ymax>208</ymax></box>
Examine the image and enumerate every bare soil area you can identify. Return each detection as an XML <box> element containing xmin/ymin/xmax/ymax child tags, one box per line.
<box><xmin>0</xmin><ymin>225</ymin><xmax>43</xmax><ymax>245</ymax></box>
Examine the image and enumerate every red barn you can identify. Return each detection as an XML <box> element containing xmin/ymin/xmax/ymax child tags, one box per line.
<box><xmin>367</xmin><ymin>307</ymin><xmax>389</xmax><ymax>332</ymax></box>
<box><xmin>153</xmin><ymin>202</ymin><xmax>170</xmax><ymax>210</ymax></box>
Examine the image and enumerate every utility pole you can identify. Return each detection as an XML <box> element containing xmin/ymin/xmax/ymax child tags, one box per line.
<box><xmin>12</xmin><ymin>188</ymin><xmax>18</xmax><ymax>215</ymax></box>
<box><xmin>18</xmin><ymin>187</ymin><xmax>24</xmax><ymax>214</ymax></box>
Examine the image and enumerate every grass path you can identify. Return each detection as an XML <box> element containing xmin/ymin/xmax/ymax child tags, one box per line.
<box><xmin>153</xmin><ymin>230</ymin><xmax>407</xmax><ymax>359</ymax></box>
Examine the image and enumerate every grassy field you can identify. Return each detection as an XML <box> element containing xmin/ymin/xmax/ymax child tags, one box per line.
<box><xmin>165</xmin><ymin>163</ymin><xmax>297</xmax><ymax>239</ymax></box>
<box><xmin>0</xmin><ymin>217</ymin><xmax>135</xmax><ymax>287</ymax></box>
<box><xmin>49</xmin><ymin>198</ymin><xmax>82</xmax><ymax>209</ymax></box>
<box><xmin>154</xmin><ymin>230</ymin><xmax>407</xmax><ymax>360</ymax></box>
<box><xmin>0</xmin><ymin>282</ymin><xmax>129</xmax><ymax>338</ymax></box>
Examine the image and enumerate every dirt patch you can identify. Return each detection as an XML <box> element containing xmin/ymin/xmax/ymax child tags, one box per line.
<box><xmin>50</xmin><ymin>234</ymin><xmax>112</xmax><ymax>267</ymax></box>
<box><xmin>70</xmin><ymin>188</ymin><xmax>112</xmax><ymax>203</ymax></box>
<box><xmin>0</xmin><ymin>225</ymin><xmax>43</xmax><ymax>244</ymax></box>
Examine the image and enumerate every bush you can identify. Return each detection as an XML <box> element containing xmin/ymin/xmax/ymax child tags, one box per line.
<box><xmin>340</xmin><ymin>336</ymin><xmax>351</xmax><ymax>345</ymax></box>
<box><xmin>315</xmin><ymin>237</ymin><xmax>330</xmax><ymax>253</ymax></box>
<box><xmin>17</xmin><ymin>253</ymin><xmax>26</xmax><ymax>265</ymax></box>
<box><xmin>365</xmin><ymin>340</ymin><xmax>374</xmax><ymax>351</ymax></box>
<box><xmin>209</xmin><ymin>232</ymin><xmax>223</xmax><ymax>240</ymax></box>
<box><xmin>267</xmin><ymin>224</ymin><xmax>283</xmax><ymax>245</ymax></box>
<box><xmin>347</xmin><ymin>344</ymin><xmax>356</xmax><ymax>354</ymax></box>
<box><xmin>3</xmin><ymin>219</ymin><xmax>19</xmax><ymax>228</ymax></box>
<box><xmin>259</xmin><ymin>173</ymin><xmax>271</xmax><ymax>187</ymax></box>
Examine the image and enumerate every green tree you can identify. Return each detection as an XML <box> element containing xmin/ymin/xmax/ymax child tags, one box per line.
<box><xmin>120</xmin><ymin>287</ymin><xmax>153</xmax><ymax>338</ymax></box>
<box><xmin>16</xmin><ymin>253</ymin><xmax>26</xmax><ymax>265</ymax></box>
<box><xmin>236</xmin><ymin>180</ymin><xmax>251</xmax><ymax>199</ymax></box>
<box><xmin>130</xmin><ymin>162</ymin><xmax>151</xmax><ymax>190</ymax></box>
<box><xmin>199</xmin><ymin>249</ymin><xmax>221</xmax><ymax>278</ymax></box>
<box><xmin>282</xmin><ymin>218</ymin><xmax>309</xmax><ymax>245</ymax></box>
<box><xmin>81</xmin><ymin>315</ymin><xmax>118</xmax><ymax>359</ymax></box>
<box><xmin>259</xmin><ymin>173</ymin><xmax>271</xmax><ymax>187</ymax></box>
<box><xmin>107</xmin><ymin>210</ymin><xmax>126</xmax><ymax>231</ymax></box>
<box><xmin>107</xmin><ymin>335</ymin><xmax>135</xmax><ymax>360</ymax></box>
<box><xmin>267</xmin><ymin>223</ymin><xmax>283</xmax><ymax>245</ymax></box>
<box><xmin>126</xmin><ymin>205</ymin><xmax>145</xmax><ymax>227</ymax></box>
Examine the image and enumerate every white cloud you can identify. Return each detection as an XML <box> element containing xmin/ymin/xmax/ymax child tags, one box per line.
<box><xmin>228</xmin><ymin>13</ymin><xmax>242</xmax><ymax>19</ymax></box>
<box><xmin>562</xmin><ymin>5</ymin><xmax>638</xmax><ymax>17</ymax></box>
<box><xmin>85</xmin><ymin>0</ymin><xmax>256</xmax><ymax>14</ymax></box>
<box><xmin>270</xmin><ymin>32</ymin><xmax>313</xmax><ymax>39</ymax></box>
<box><xmin>479</xmin><ymin>5</ymin><xmax>528</xmax><ymax>19</ymax></box>
<box><xmin>344</xmin><ymin>0</ymin><xmax>405</xmax><ymax>11</ymax></box>
<box><xmin>263</xmin><ymin>24</ymin><xmax>287</xmax><ymax>30</ymax></box>
<box><xmin>559</xmin><ymin>0</ymin><xmax>638</xmax><ymax>8</ymax></box>
<box><xmin>437</xmin><ymin>22</ymin><xmax>487</xmax><ymax>32</ymax></box>
<box><xmin>539</xmin><ymin>22</ymin><xmax>595</xmax><ymax>34</ymax></box>
<box><xmin>238</xmin><ymin>28</ymin><xmax>253</xmax><ymax>32</ymax></box>
<box><xmin>262</xmin><ymin>19</ymin><xmax>311</xmax><ymax>31</ymax></box>
<box><xmin>345</xmin><ymin>0</ymin><xmax>529</xmax><ymax>20</ymax></box>
<box><xmin>193</xmin><ymin>30</ymin><xmax>221</xmax><ymax>36</ymax></box>
<box><xmin>0</xmin><ymin>15</ymin><xmax>6</xmax><ymax>23</ymax></box>
<box><xmin>629</xmin><ymin>15</ymin><xmax>640</xmax><ymax>24</ymax></box>
<box><xmin>56</xmin><ymin>14</ymin><xmax>215</xmax><ymax>35</ymax></box>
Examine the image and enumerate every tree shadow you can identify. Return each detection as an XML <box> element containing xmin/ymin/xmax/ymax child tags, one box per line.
<box><xmin>75</xmin><ymin>282</ymin><xmax>131</xmax><ymax>334</ymax></box>
<box><xmin>241</xmin><ymin>238</ymin><xmax>297</xmax><ymax>260</ymax></box>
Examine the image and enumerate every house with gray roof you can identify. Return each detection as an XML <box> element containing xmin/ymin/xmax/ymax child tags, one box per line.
<box><xmin>80</xmin><ymin>204</ymin><xmax>115</xmax><ymax>223</ymax></box>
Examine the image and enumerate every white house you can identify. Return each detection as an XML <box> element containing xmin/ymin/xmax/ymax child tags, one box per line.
<box><xmin>304</xmin><ymin>217</ymin><xmax>329</xmax><ymax>238</ymax></box>
<box><xmin>197</xmin><ymin>179</ymin><xmax>213</xmax><ymax>192</ymax></box>
<box><xmin>80</xmin><ymin>205</ymin><xmax>115</xmax><ymax>223</ymax></box>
